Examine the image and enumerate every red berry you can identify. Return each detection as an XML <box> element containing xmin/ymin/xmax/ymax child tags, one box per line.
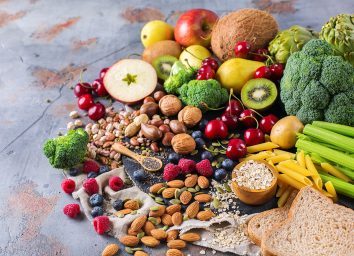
<box><xmin>253</xmin><ymin>48</ymin><xmax>269</xmax><ymax>62</ymax></box>
<box><xmin>196</xmin><ymin>159</ymin><xmax>213</xmax><ymax>177</ymax></box>
<box><xmin>99</xmin><ymin>67</ymin><xmax>109</xmax><ymax>79</ymax></box>
<box><xmin>225</xmin><ymin>100</ymin><xmax>244</xmax><ymax>116</ymax></box>
<box><xmin>93</xmin><ymin>216</ymin><xmax>110</xmax><ymax>235</ymax></box>
<box><xmin>221</xmin><ymin>113</ymin><xmax>239</xmax><ymax>130</ymax></box>
<box><xmin>244</xmin><ymin>128</ymin><xmax>265</xmax><ymax>146</ymax></box>
<box><xmin>78</xmin><ymin>94</ymin><xmax>94</xmax><ymax>110</ymax></box>
<box><xmin>74</xmin><ymin>82</ymin><xmax>91</xmax><ymax>97</ymax></box>
<box><xmin>83</xmin><ymin>178</ymin><xmax>99</xmax><ymax>195</ymax></box>
<box><xmin>88</xmin><ymin>102</ymin><xmax>105</xmax><ymax>121</ymax></box>
<box><xmin>226</xmin><ymin>139</ymin><xmax>247</xmax><ymax>160</ymax></box>
<box><xmin>260</xmin><ymin>114</ymin><xmax>279</xmax><ymax>134</ymax></box>
<box><xmin>196</xmin><ymin>69</ymin><xmax>215</xmax><ymax>80</ymax></box>
<box><xmin>269</xmin><ymin>63</ymin><xmax>284</xmax><ymax>80</ymax></box>
<box><xmin>178</xmin><ymin>158</ymin><xmax>196</xmax><ymax>175</ymax></box>
<box><xmin>61</xmin><ymin>179</ymin><xmax>76</xmax><ymax>194</ymax></box>
<box><xmin>234</xmin><ymin>41</ymin><xmax>251</xmax><ymax>59</ymax></box>
<box><xmin>109</xmin><ymin>176</ymin><xmax>124</xmax><ymax>191</ymax></box>
<box><xmin>239</xmin><ymin>109</ymin><xmax>257</xmax><ymax>127</ymax></box>
<box><xmin>83</xmin><ymin>160</ymin><xmax>100</xmax><ymax>173</ymax></box>
<box><xmin>201</xmin><ymin>57</ymin><xmax>219</xmax><ymax>70</ymax></box>
<box><xmin>204</xmin><ymin>119</ymin><xmax>228</xmax><ymax>140</ymax></box>
<box><xmin>163</xmin><ymin>163</ymin><xmax>181</xmax><ymax>181</ymax></box>
<box><xmin>63</xmin><ymin>203</ymin><xmax>80</xmax><ymax>218</ymax></box>
<box><xmin>254</xmin><ymin>66</ymin><xmax>272</xmax><ymax>79</ymax></box>
<box><xmin>92</xmin><ymin>78</ymin><xmax>108</xmax><ymax>97</ymax></box>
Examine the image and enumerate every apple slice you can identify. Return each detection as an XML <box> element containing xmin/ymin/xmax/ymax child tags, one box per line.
<box><xmin>103</xmin><ymin>59</ymin><xmax>157</xmax><ymax>104</ymax></box>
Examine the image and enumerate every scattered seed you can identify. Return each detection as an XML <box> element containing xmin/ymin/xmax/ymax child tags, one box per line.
<box><xmin>125</xmin><ymin>179</ymin><xmax>133</xmax><ymax>185</ymax></box>
<box><xmin>217</xmin><ymin>187</ymin><xmax>225</xmax><ymax>194</ymax></box>
<box><xmin>125</xmin><ymin>247</ymin><xmax>134</xmax><ymax>254</ymax></box>
<box><xmin>148</xmin><ymin>217</ymin><xmax>158</xmax><ymax>225</ymax></box>
<box><xmin>150</xmin><ymin>206</ymin><xmax>160</xmax><ymax>211</ymax></box>
<box><xmin>149</xmin><ymin>193</ymin><xmax>156</xmax><ymax>198</ymax></box>
<box><xmin>183</xmin><ymin>215</ymin><xmax>189</xmax><ymax>221</ymax></box>
<box><xmin>224</xmin><ymin>183</ymin><xmax>232</xmax><ymax>192</ymax></box>
<box><xmin>212</xmin><ymin>142</ymin><xmax>220</xmax><ymax>147</ymax></box>
<box><xmin>221</xmin><ymin>140</ymin><xmax>229</xmax><ymax>145</ymax></box>
<box><xmin>157</xmin><ymin>187</ymin><xmax>166</xmax><ymax>194</ymax></box>
<box><xmin>117</xmin><ymin>213</ymin><xmax>124</xmax><ymax>218</ymax></box>
<box><xmin>156</xmin><ymin>201</ymin><xmax>165</xmax><ymax>205</ymax></box>
<box><xmin>137</xmin><ymin>232</ymin><xmax>145</xmax><ymax>239</ymax></box>
<box><xmin>170</xmin><ymin>199</ymin><xmax>181</xmax><ymax>205</ymax></box>
<box><xmin>195</xmin><ymin>185</ymin><xmax>200</xmax><ymax>192</ymax></box>
<box><xmin>191</xmin><ymin>149</ymin><xmax>199</xmax><ymax>155</ymax></box>
<box><xmin>195</xmin><ymin>191</ymin><xmax>204</xmax><ymax>195</ymax></box>
<box><xmin>132</xmin><ymin>248</ymin><xmax>144</xmax><ymax>251</ymax></box>
<box><xmin>187</xmin><ymin>188</ymin><xmax>197</xmax><ymax>193</ymax></box>
<box><xmin>180</xmin><ymin>187</ymin><xmax>187</xmax><ymax>193</ymax></box>
<box><xmin>155</xmin><ymin>197</ymin><xmax>164</xmax><ymax>202</ymax></box>
<box><xmin>174</xmin><ymin>189</ymin><xmax>181</xmax><ymax>199</ymax></box>
<box><xmin>212</xmin><ymin>198</ymin><xmax>220</xmax><ymax>209</ymax></box>
<box><xmin>131</xmin><ymin>210</ymin><xmax>137</xmax><ymax>215</ymax></box>
<box><xmin>162</xmin><ymin>225</ymin><xmax>169</xmax><ymax>231</ymax></box>
<box><xmin>212</xmin><ymin>161</ymin><xmax>218</xmax><ymax>167</ymax></box>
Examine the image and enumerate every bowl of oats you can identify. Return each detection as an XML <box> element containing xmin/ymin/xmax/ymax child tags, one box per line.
<box><xmin>231</xmin><ymin>159</ymin><xmax>278</xmax><ymax>205</ymax></box>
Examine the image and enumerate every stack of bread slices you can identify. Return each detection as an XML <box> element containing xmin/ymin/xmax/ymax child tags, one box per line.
<box><xmin>247</xmin><ymin>186</ymin><xmax>354</xmax><ymax>256</ymax></box>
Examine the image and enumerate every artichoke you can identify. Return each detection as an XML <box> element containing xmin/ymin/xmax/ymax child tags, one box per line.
<box><xmin>320</xmin><ymin>14</ymin><xmax>354</xmax><ymax>66</ymax></box>
<box><xmin>268</xmin><ymin>25</ymin><xmax>318</xmax><ymax>63</ymax></box>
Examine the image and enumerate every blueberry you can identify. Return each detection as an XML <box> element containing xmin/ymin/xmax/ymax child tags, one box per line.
<box><xmin>91</xmin><ymin>206</ymin><xmax>104</xmax><ymax>217</ymax></box>
<box><xmin>133</xmin><ymin>169</ymin><xmax>147</xmax><ymax>181</ymax></box>
<box><xmin>112</xmin><ymin>199</ymin><xmax>123</xmax><ymax>211</ymax></box>
<box><xmin>167</xmin><ymin>152</ymin><xmax>181</xmax><ymax>164</ymax></box>
<box><xmin>221</xmin><ymin>159</ymin><xmax>236</xmax><ymax>171</ymax></box>
<box><xmin>69</xmin><ymin>167</ymin><xmax>79</xmax><ymax>176</ymax></box>
<box><xmin>214</xmin><ymin>168</ymin><xmax>227</xmax><ymax>181</ymax></box>
<box><xmin>180</xmin><ymin>204</ymin><xmax>188</xmax><ymax>212</ymax></box>
<box><xmin>199</xmin><ymin>119</ymin><xmax>208</xmax><ymax>131</ymax></box>
<box><xmin>87</xmin><ymin>171</ymin><xmax>98</xmax><ymax>178</ymax></box>
<box><xmin>89</xmin><ymin>193</ymin><xmax>104</xmax><ymax>207</ymax></box>
<box><xmin>201</xmin><ymin>151</ymin><xmax>213</xmax><ymax>161</ymax></box>
<box><xmin>164</xmin><ymin>198</ymin><xmax>171</xmax><ymax>206</ymax></box>
<box><xmin>195</xmin><ymin>138</ymin><xmax>206</xmax><ymax>149</ymax></box>
<box><xmin>191</xmin><ymin>130</ymin><xmax>203</xmax><ymax>139</ymax></box>
<box><xmin>199</xmin><ymin>203</ymin><xmax>206</xmax><ymax>211</ymax></box>
<box><xmin>99</xmin><ymin>165</ymin><xmax>110</xmax><ymax>174</ymax></box>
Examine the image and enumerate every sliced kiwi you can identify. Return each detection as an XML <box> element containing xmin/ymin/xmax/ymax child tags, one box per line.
<box><xmin>152</xmin><ymin>55</ymin><xmax>178</xmax><ymax>80</ymax></box>
<box><xmin>241</xmin><ymin>78</ymin><xmax>278</xmax><ymax>111</ymax></box>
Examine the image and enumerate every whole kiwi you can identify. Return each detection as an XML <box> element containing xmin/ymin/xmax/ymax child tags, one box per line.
<box><xmin>143</xmin><ymin>40</ymin><xmax>182</xmax><ymax>63</ymax></box>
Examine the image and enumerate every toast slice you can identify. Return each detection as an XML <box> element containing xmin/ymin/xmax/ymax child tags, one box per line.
<box><xmin>261</xmin><ymin>186</ymin><xmax>354</xmax><ymax>256</ymax></box>
<box><xmin>247</xmin><ymin>190</ymin><xmax>298</xmax><ymax>246</ymax></box>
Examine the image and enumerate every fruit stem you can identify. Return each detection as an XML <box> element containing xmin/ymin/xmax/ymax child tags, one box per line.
<box><xmin>217</xmin><ymin>141</ymin><xmax>227</xmax><ymax>150</ymax></box>
<box><xmin>126</xmin><ymin>53</ymin><xmax>142</xmax><ymax>58</ymax></box>
<box><xmin>203</xmin><ymin>145</ymin><xmax>226</xmax><ymax>155</ymax></box>
<box><xmin>184</xmin><ymin>48</ymin><xmax>203</xmax><ymax>61</ymax></box>
<box><xmin>200</xmin><ymin>102</ymin><xmax>225</xmax><ymax>111</ymax></box>
<box><xmin>230</xmin><ymin>89</ymin><xmax>245</xmax><ymax>110</ymax></box>
<box><xmin>249</xmin><ymin>109</ymin><xmax>264</xmax><ymax>118</ymax></box>
<box><xmin>239</xmin><ymin>114</ymin><xmax>259</xmax><ymax>128</ymax></box>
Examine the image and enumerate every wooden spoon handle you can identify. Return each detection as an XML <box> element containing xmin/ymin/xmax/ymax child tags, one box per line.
<box><xmin>112</xmin><ymin>143</ymin><xmax>141</xmax><ymax>162</ymax></box>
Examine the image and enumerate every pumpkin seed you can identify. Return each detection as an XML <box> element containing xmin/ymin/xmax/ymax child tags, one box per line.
<box><xmin>157</xmin><ymin>187</ymin><xmax>166</xmax><ymax>194</ymax></box>
<box><xmin>170</xmin><ymin>199</ymin><xmax>181</xmax><ymax>205</ymax></box>
<box><xmin>183</xmin><ymin>215</ymin><xmax>189</xmax><ymax>221</ymax></box>
<box><xmin>162</xmin><ymin>225</ymin><xmax>169</xmax><ymax>231</ymax></box>
<box><xmin>125</xmin><ymin>179</ymin><xmax>133</xmax><ymax>185</ymax></box>
<box><xmin>117</xmin><ymin>213</ymin><xmax>124</xmax><ymax>218</ymax></box>
<box><xmin>195</xmin><ymin>191</ymin><xmax>204</xmax><ymax>195</ymax></box>
<box><xmin>216</xmin><ymin>187</ymin><xmax>225</xmax><ymax>194</ymax></box>
<box><xmin>221</xmin><ymin>140</ymin><xmax>229</xmax><ymax>145</ymax></box>
<box><xmin>148</xmin><ymin>217</ymin><xmax>158</xmax><ymax>225</ymax></box>
<box><xmin>125</xmin><ymin>247</ymin><xmax>134</xmax><ymax>254</ymax></box>
<box><xmin>132</xmin><ymin>248</ymin><xmax>144</xmax><ymax>251</ymax></box>
<box><xmin>228</xmin><ymin>133</ymin><xmax>234</xmax><ymax>139</ymax></box>
<box><xmin>137</xmin><ymin>232</ymin><xmax>145</xmax><ymax>239</ymax></box>
<box><xmin>150</xmin><ymin>206</ymin><xmax>159</xmax><ymax>211</ymax></box>
<box><xmin>148</xmin><ymin>193</ymin><xmax>156</xmax><ymax>198</ymax></box>
<box><xmin>191</xmin><ymin>149</ymin><xmax>198</xmax><ymax>155</ymax></box>
<box><xmin>180</xmin><ymin>187</ymin><xmax>187</xmax><ymax>193</ymax></box>
<box><xmin>187</xmin><ymin>188</ymin><xmax>197</xmax><ymax>193</ymax></box>
<box><xmin>156</xmin><ymin>201</ymin><xmax>165</xmax><ymax>205</ymax></box>
<box><xmin>195</xmin><ymin>185</ymin><xmax>200</xmax><ymax>192</ymax></box>
<box><xmin>174</xmin><ymin>189</ymin><xmax>181</xmax><ymax>199</ymax></box>
<box><xmin>212</xmin><ymin>142</ymin><xmax>220</xmax><ymax>147</ymax></box>
<box><xmin>219</xmin><ymin>150</ymin><xmax>226</xmax><ymax>154</ymax></box>
<box><xmin>212</xmin><ymin>198</ymin><xmax>220</xmax><ymax>209</ymax></box>
<box><xmin>224</xmin><ymin>183</ymin><xmax>232</xmax><ymax>192</ymax></box>
<box><xmin>131</xmin><ymin>210</ymin><xmax>137</xmax><ymax>215</ymax></box>
<box><xmin>209</xmin><ymin>146</ymin><xmax>215</xmax><ymax>151</ymax></box>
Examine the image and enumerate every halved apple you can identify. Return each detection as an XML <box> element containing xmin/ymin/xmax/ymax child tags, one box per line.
<box><xmin>103</xmin><ymin>59</ymin><xmax>157</xmax><ymax>104</ymax></box>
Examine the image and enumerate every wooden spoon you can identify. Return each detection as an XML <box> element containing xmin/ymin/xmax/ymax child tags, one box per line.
<box><xmin>112</xmin><ymin>143</ymin><xmax>162</xmax><ymax>172</ymax></box>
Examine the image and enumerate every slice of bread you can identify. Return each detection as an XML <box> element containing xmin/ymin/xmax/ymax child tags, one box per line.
<box><xmin>261</xmin><ymin>186</ymin><xmax>354</xmax><ymax>256</ymax></box>
<box><xmin>247</xmin><ymin>190</ymin><xmax>298</xmax><ymax>246</ymax></box>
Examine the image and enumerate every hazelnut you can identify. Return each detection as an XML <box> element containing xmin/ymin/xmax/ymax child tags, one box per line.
<box><xmin>162</xmin><ymin>132</ymin><xmax>175</xmax><ymax>146</ymax></box>
<box><xmin>169</xmin><ymin>120</ymin><xmax>187</xmax><ymax>134</ymax></box>
<box><xmin>140</xmin><ymin>102</ymin><xmax>159</xmax><ymax>117</ymax></box>
<box><xmin>159</xmin><ymin>124</ymin><xmax>171</xmax><ymax>133</ymax></box>
<box><xmin>171</xmin><ymin>133</ymin><xmax>196</xmax><ymax>155</ymax></box>
<box><xmin>150</xmin><ymin>142</ymin><xmax>159</xmax><ymax>152</ymax></box>
<box><xmin>154</xmin><ymin>91</ymin><xmax>166</xmax><ymax>102</ymax></box>
<box><xmin>159</xmin><ymin>95</ymin><xmax>182</xmax><ymax>116</ymax></box>
<box><xmin>143</xmin><ymin>96</ymin><xmax>155</xmax><ymax>104</ymax></box>
<box><xmin>178</xmin><ymin>106</ymin><xmax>202</xmax><ymax>128</ymax></box>
<box><xmin>141</xmin><ymin>123</ymin><xmax>163</xmax><ymax>141</ymax></box>
<box><xmin>151</xmin><ymin>119</ymin><xmax>164</xmax><ymax>127</ymax></box>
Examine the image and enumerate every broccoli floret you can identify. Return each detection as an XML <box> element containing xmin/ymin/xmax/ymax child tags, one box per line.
<box><xmin>43</xmin><ymin>128</ymin><xmax>89</xmax><ymax>169</ymax></box>
<box><xmin>179</xmin><ymin>79</ymin><xmax>228</xmax><ymax>112</ymax></box>
<box><xmin>280</xmin><ymin>39</ymin><xmax>354</xmax><ymax>125</ymax></box>
<box><xmin>164</xmin><ymin>68</ymin><xmax>196</xmax><ymax>94</ymax></box>
<box><xmin>324</xmin><ymin>91</ymin><xmax>354</xmax><ymax>126</ymax></box>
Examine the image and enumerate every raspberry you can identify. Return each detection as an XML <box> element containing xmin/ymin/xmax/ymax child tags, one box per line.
<box><xmin>63</xmin><ymin>203</ymin><xmax>80</xmax><ymax>218</ymax></box>
<box><xmin>93</xmin><ymin>215</ymin><xmax>110</xmax><ymax>235</ymax></box>
<box><xmin>178</xmin><ymin>158</ymin><xmax>196</xmax><ymax>175</ymax></box>
<box><xmin>83</xmin><ymin>178</ymin><xmax>99</xmax><ymax>195</ymax></box>
<box><xmin>163</xmin><ymin>163</ymin><xmax>181</xmax><ymax>181</ymax></box>
<box><xmin>196</xmin><ymin>159</ymin><xmax>213</xmax><ymax>177</ymax></box>
<box><xmin>61</xmin><ymin>179</ymin><xmax>76</xmax><ymax>194</ymax></box>
<box><xmin>83</xmin><ymin>160</ymin><xmax>100</xmax><ymax>174</ymax></box>
<box><xmin>108</xmin><ymin>176</ymin><xmax>124</xmax><ymax>191</ymax></box>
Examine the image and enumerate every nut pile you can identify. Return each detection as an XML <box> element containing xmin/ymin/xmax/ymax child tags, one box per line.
<box><xmin>114</xmin><ymin>199</ymin><xmax>143</xmax><ymax>218</ymax></box>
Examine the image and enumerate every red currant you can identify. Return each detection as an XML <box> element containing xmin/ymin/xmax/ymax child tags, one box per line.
<box><xmin>234</xmin><ymin>41</ymin><xmax>251</xmax><ymax>59</ymax></box>
<box><xmin>88</xmin><ymin>102</ymin><xmax>105</xmax><ymax>121</ymax></box>
<box><xmin>74</xmin><ymin>82</ymin><xmax>91</xmax><ymax>97</ymax></box>
<box><xmin>78</xmin><ymin>94</ymin><xmax>94</xmax><ymax>110</ymax></box>
<box><xmin>253</xmin><ymin>48</ymin><xmax>269</xmax><ymax>62</ymax></box>
<box><xmin>269</xmin><ymin>63</ymin><xmax>284</xmax><ymax>80</ymax></box>
<box><xmin>254</xmin><ymin>66</ymin><xmax>272</xmax><ymax>79</ymax></box>
<box><xmin>201</xmin><ymin>57</ymin><xmax>219</xmax><ymax>71</ymax></box>
<box><xmin>92</xmin><ymin>78</ymin><xmax>108</xmax><ymax>97</ymax></box>
<box><xmin>99</xmin><ymin>67</ymin><xmax>109</xmax><ymax>79</ymax></box>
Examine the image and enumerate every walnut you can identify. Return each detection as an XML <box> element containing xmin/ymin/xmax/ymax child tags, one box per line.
<box><xmin>158</xmin><ymin>95</ymin><xmax>182</xmax><ymax>116</ymax></box>
<box><xmin>178</xmin><ymin>106</ymin><xmax>202</xmax><ymax>128</ymax></box>
<box><xmin>171</xmin><ymin>133</ymin><xmax>196</xmax><ymax>155</ymax></box>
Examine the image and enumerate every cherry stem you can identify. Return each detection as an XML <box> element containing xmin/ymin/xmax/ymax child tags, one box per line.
<box><xmin>126</xmin><ymin>53</ymin><xmax>142</xmax><ymax>58</ymax></box>
<box><xmin>78</xmin><ymin>68</ymin><xmax>91</xmax><ymax>89</ymax></box>
<box><xmin>200</xmin><ymin>102</ymin><xmax>225</xmax><ymax>111</ymax></box>
<box><xmin>184</xmin><ymin>48</ymin><xmax>203</xmax><ymax>61</ymax></box>
<box><xmin>249</xmin><ymin>109</ymin><xmax>263</xmax><ymax>118</ymax></box>
<box><xmin>239</xmin><ymin>115</ymin><xmax>259</xmax><ymax>128</ymax></box>
<box><xmin>230</xmin><ymin>89</ymin><xmax>245</xmax><ymax>110</ymax></box>
<box><xmin>217</xmin><ymin>140</ymin><xmax>227</xmax><ymax>149</ymax></box>
<box><xmin>203</xmin><ymin>145</ymin><xmax>226</xmax><ymax>155</ymax></box>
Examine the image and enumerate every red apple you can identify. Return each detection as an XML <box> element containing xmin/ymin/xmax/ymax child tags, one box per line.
<box><xmin>174</xmin><ymin>9</ymin><xmax>218</xmax><ymax>47</ymax></box>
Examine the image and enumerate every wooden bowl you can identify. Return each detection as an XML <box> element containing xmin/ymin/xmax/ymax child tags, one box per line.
<box><xmin>231</xmin><ymin>160</ymin><xmax>278</xmax><ymax>205</ymax></box>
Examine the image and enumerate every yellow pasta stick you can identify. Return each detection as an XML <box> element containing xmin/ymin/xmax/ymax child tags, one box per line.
<box><xmin>267</xmin><ymin>154</ymin><xmax>292</xmax><ymax>164</ymax></box>
<box><xmin>278</xmin><ymin>160</ymin><xmax>312</xmax><ymax>176</ymax></box>
<box><xmin>277</xmin><ymin>187</ymin><xmax>292</xmax><ymax>207</ymax></box>
<box><xmin>312</xmin><ymin>176</ymin><xmax>323</xmax><ymax>192</ymax></box>
<box><xmin>268</xmin><ymin>160</ymin><xmax>275</xmax><ymax>168</ymax></box>
<box><xmin>321</xmin><ymin>163</ymin><xmax>352</xmax><ymax>182</ymax></box>
<box><xmin>321</xmin><ymin>190</ymin><xmax>335</xmax><ymax>198</ymax></box>
<box><xmin>277</xmin><ymin>165</ymin><xmax>313</xmax><ymax>186</ymax></box>
<box><xmin>247</xmin><ymin>142</ymin><xmax>279</xmax><ymax>153</ymax></box>
<box><xmin>273</xmin><ymin>149</ymin><xmax>296</xmax><ymax>159</ymax></box>
<box><xmin>324</xmin><ymin>181</ymin><xmax>337</xmax><ymax>202</ymax></box>
<box><xmin>278</xmin><ymin>174</ymin><xmax>309</xmax><ymax>190</ymax></box>
<box><xmin>305</xmin><ymin>155</ymin><xmax>322</xmax><ymax>191</ymax></box>
<box><xmin>276</xmin><ymin>183</ymin><xmax>288</xmax><ymax>197</ymax></box>
<box><xmin>296</xmin><ymin>150</ymin><xmax>306</xmax><ymax>168</ymax></box>
<box><xmin>239</xmin><ymin>151</ymin><xmax>273</xmax><ymax>162</ymax></box>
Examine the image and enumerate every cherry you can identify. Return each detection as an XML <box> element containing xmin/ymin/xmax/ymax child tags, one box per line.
<box><xmin>226</xmin><ymin>139</ymin><xmax>247</xmax><ymax>160</ymax></box>
<box><xmin>221</xmin><ymin>113</ymin><xmax>239</xmax><ymax>130</ymax></box>
<box><xmin>92</xmin><ymin>78</ymin><xmax>108</xmax><ymax>97</ymax></box>
<box><xmin>254</xmin><ymin>66</ymin><xmax>272</xmax><ymax>79</ymax></box>
<box><xmin>225</xmin><ymin>100</ymin><xmax>243</xmax><ymax>116</ymax></box>
<box><xmin>234</xmin><ymin>41</ymin><xmax>251</xmax><ymax>59</ymax></box>
<box><xmin>99</xmin><ymin>67</ymin><xmax>109</xmax><ymax>79</ymax></box>
<box><xmin>196</xmin><ymin>68</ymin><xmax>215</xmax><ymax>80</ymax></box>
<box><xmin>74</xmin><ymin>82</ymin><xmax>91</xmax><ymax>97</ymax></box>
<box><xmin>78</xmin><ymin>94</ymin><xmax>94</xmax><ymax>110</ymax></box>
<box><xmin>253</xmin><ymin>48</ymin><xmax>269</xmax><ymax>62</ymax></box>
<box><xmin>88</xmin><ymin>102</ymin><xmax>105</xmax><ymax>121</ymax></box>
<box><xmin>204</xmin><ymin>119</ymin><xmax>229</xmax><ymax>140</ymax></box>
<box><xmin>201</xmin><ymin>57</ymin><xmax>219</xmax><ymax>71</ymax></box>
<box><xmin>260</xmin><ymin>114</ymin><xmax>279</xmax><ymax>134</ymax></box>
<box><xmin>239</xmin><ymin>109</ymin><xmax>258</xmax><ymax>127</ymax></box>
<box><xmin>269</xmin><ymin>63</ymin><xmax>284</xmax><ymax>80</ymax></box>
<box><xmin>244</xmin><ymin>128</ymin><xmax>265</xmax><ymax>146</ymax></box>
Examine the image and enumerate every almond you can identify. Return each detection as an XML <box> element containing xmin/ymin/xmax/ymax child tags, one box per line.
<box><xmin>124</xmin><ymin>199</ymin><xmax>140</xmax><ymax>210</ymax></box>
<box><xmin>127</xmin><ymin>227</ymin><xmax>141</xmax><ymax>236</ymax></box>
<box><xmin>149</xmin><ymin>205</ymin><xmax>166</xmax><ymax>217</ymax></box>
<box><xmin>119</xmin><ymin>235</ymin><xmax>139</xmax><ymax>247</ymax></box>
<box><xmin>115</xmin><ymin>208</ymin><xmax>132</xmax><ymax>216</ymax></box>
<box><xmin>179</xmin><ymin>191</ymin><xmax>192</xmax><ymax>204</ymax></box>
<box><xmin>194</xmin><ymin>194</ymin><xmax>212</xmax><ymax>203</ymax></box>
<box><xmin>166</xmin><ymin>249</ymin><xmax>184</xmax><ymax>256</ymax></box>
<box><xmin>166</xmin><ymin>204</ymin><xmax>181</xmax><ymax>215</ymax></box>
<box><xmin>151</xmin><ymin>228</ymin><xmax>167</xmax><ymax>240</ymax></box>
<box><xmin>197</xmin><ymin>176</ymin><xmax>209</xmax><ymax>189</ymax></box>
<box><xmin>141</xmin><ymin>236</ymin><xmax>160</xmax><ymax>247</ymax></box>
<box><xmin>180</xmin><ymin>232</ymin><xmax>201</xmax><ymax>242</ymax></box>
<box><xmin>149</xmin><ymin>183</ymin><xmax>165</xmax><ymax>193</ymax></box>
<box><xmin>162</xmin><ymin>188</ymin><xmax>177</xmax><ymax>198</ymax></box>
<box><xmin>161</xmin><ymin>214</ymin><xmax>173</xmax><ymax>226</ymax></box>
<box><xmin>186</xmin><ymin>201</ymin><xmax>199</xmax><ymax>219</ymax></box>
<box><xmin>167</xmin><ymin>230</ymin><xmax>179</xmax><ymax>242</ymax></box>
<box><xmin>184</xmin><ymin>175</ymin><xmax>198</xmax><ymax>187</ymax></box>
<box><xmin>143</xmin><ymin>221</ymin><xmax>155</xmax><ymax>236</ymax></box>
<box><xmin>167</xmin><ymin>239</ymin><xmax>186</xmax><ymax>249</ymax></box>
<box><xmin>130</xmin><ymin>215</ymin><xmax>147</xmax><ymax>232</ymax></box>
<box><xmin>134</xmin><ymin>251</ymin><xmax>149</xmax><ymax>256</ymax></box>
<box><xmin>101</xmin><ymin>243</ymin><xmax>120</xmax><ymax>256</ymax></box>
<box><xmin>197</xmin><ymin>210</ymin><xmax>215</xmax><ymax>221</ymax></box>
<box><xmin>167</xmin><ymin>180</ymin><xmax>185</xmax><ymax>188</ymax></box>
<box><xmin>171</xmin><ymin>212</ymin><xmax>183</xmax><ymax>226</ymax></box>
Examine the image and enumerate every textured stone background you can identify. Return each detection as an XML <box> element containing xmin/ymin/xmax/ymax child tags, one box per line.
<box><xmin>0</xmin><ymin>0</ymin><xmax>353</xmax><ymax>255</ymax></box>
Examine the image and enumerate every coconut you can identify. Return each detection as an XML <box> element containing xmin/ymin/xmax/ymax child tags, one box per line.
<box><xmin>142</xmin><ymin>40</ymin><xmax>182</xmax><ymax>64</ymax></box>
<box><xmin>211</xmin><ymin>9</ymin><xmax>279</xmax><ymax>61</ymax></box>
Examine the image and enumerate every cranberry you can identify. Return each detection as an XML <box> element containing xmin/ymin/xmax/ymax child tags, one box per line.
<box><xmin>74</xmin><ymin>82</ymin><xmax>91</xmax><ymax>97</ymax></box>
<box><xmin>225</xmin><ymin>100</ymin><xmax>243</xmax><ymax>116</ymax></box>
<box><xmin>269</xmin><ymin>63</ymin><xmax>284</xmax><ymax>80</ymax></box>
<box><xmin>88</xmin><ymin>102</ymin><xmax>105</xmax><ymax>121</ymax></box>
<box><xmin>254</xmin><ymin>66</ymin><xmax>272</xmax><ymax>79</ymax></box>
<box><xmin>99</xmin><ymin>67</ymin><xmax>109</xmax><ymax>79</ymax></box>
<box><xmin>221</xmin><ymin>113</ymin><xmax>239</xmax><ymax>130</ymax></box>
<box><xmin>204</xmin><ymin>119</ymin><xmax>228</xmax><ymax>140</ymax></box>
<box><xmin>201</xmin><ymin>57</ymin><xmax>219</xmax><ymax>71</ymax></box>
<box><xmin>226</xmin><ymin>139</ymin><xmax>247</xmax><ymax>160</ymax></box>
<box><xmin>244</xmin><ymin>128</ymin><xmax>265</xmax><ymax>146</ymax></box>
<box><xmin>239</xmin><ymin>109</ymin><xmax>258</xmax><ymax>127</ymax></box>
<box><xmin>234</xmin><ymin>41</ymin><xmax>251</xmax><ymax>59</ymax></box>
<box><xmin>260</xmin><ymin>114</ymin><xmax>279</xmax><ymax>134</ymax></box>
<box><xmin>253</xmin><ymin>48</ymin><xmax>269</xmax><ymax>62</ymax></box>
<box><xmin>78</xmin><ymin>94</ymin><xmax>94</xmax><ymax>110</ymax></box>
<box><xmin>92</xmin><ymin>78</ymin><xmax>108</xmax><ymax>97</ymax></box>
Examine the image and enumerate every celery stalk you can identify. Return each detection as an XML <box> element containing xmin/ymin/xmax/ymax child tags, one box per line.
<box><xmin>312</xmin><ymin>121</ymin><xmax>354</xmax><ymax>138</ymax></box>
<box><xmin>319</xmin><ymin>173</ymin><xmax>354</xmax><ymax>199</ymax></box>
